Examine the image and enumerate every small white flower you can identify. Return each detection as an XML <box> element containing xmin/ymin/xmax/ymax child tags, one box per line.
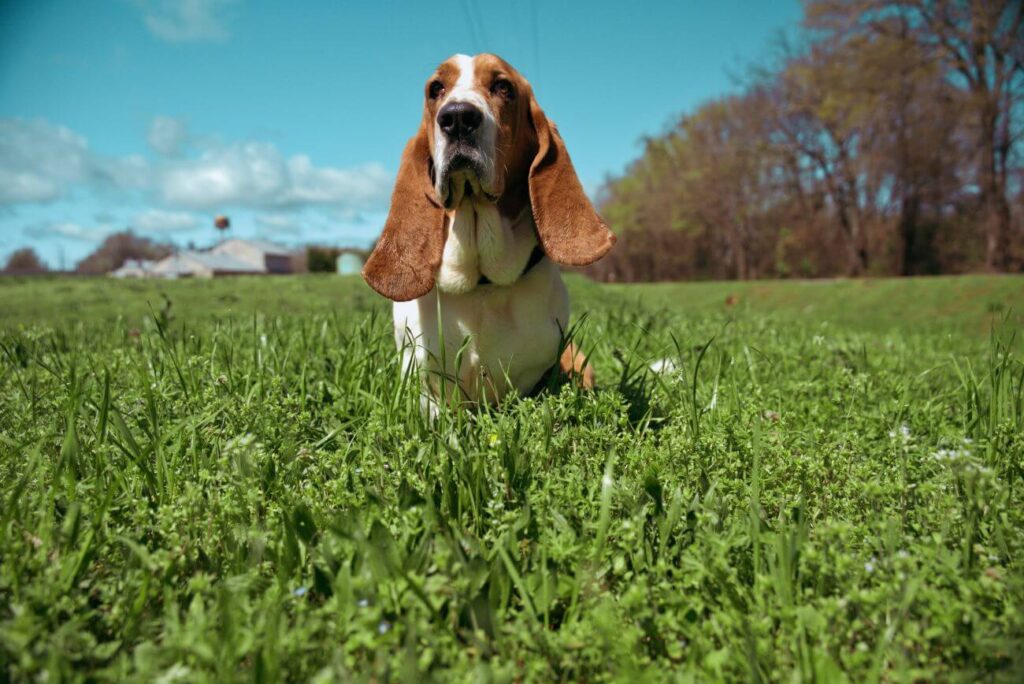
<box><xmin>378</xmin><ymin>621</ymin><xmax>391</xmax><ymax>634</ymax></box>
<box><xmin>292</xmin><ymin>586</ymin><xmax>308</xmax><ymax>597</ymax></box>
<box><xmin>357</xmin><ymin>598</ymin><xmax>369</xmax><ymax>608</ymax></box>
<box><xmin>649</xmin><ymin>358</ymin><xmax>677</xmax><ymax>374</ymax></box>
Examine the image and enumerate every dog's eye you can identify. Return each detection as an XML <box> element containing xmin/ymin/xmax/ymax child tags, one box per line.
<box><xmin>491</xmin><ymin>78</ymin><xmax>515</xmax><ymax>100</ymax></box>
<box><xmin>428</xmin><ymin>80</ymin><xmax>445</xmax><ymax>100</ymax></box>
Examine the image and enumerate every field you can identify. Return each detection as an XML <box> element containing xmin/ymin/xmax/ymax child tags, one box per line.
<box><xmin>1</xmin><ymin>274</ymin><xmax>1023</xmax><ymax>681</ymax></box>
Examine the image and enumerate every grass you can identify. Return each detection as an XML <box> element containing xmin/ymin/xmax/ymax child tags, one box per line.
<box><xmin>1</xmin><ymin>273</ymin><xmax>1022</xmax><ymax>681</ymax></box>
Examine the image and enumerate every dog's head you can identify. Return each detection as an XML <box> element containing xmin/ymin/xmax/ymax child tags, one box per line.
<box><xmin>363</xmin><ymin>53</ymin><xmax>615</xmax><ymax>301</ymax></box>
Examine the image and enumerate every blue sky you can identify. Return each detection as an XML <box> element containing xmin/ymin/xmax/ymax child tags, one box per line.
<box><xmin>0</xmin><ymin>0</ymin><xmax>802</xmax><ymax>268</ymax></box>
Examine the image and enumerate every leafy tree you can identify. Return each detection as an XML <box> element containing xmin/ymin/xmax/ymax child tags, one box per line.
<box><xmin>76</xmin><ymin>231</ymin><xmax>173</xmax><ymax>275</ymax></box>
<box><xmin>807</xmin><ymin>0</ymin><xmax>1023</xmax><ymax>271</ymax></box>
<box><xmin>593</xmin><ymin>0</ymin><xmax>1022</xmax><ymax>281</ymax></box>
<box><xmin>2</xmin><ymin>248</ymin><xmax>49</xmax><ymax>275</ymax></box>
<box><xmin>306</xmin><ymin>246</ymin><xmax>340</xmax><ymax>273</ymax></box>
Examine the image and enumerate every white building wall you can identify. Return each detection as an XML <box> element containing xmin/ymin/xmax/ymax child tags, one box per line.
<box><xmin>210</xmin><ymin>240</ymin><xmax>267</xmax><ymax>270</ymax></box>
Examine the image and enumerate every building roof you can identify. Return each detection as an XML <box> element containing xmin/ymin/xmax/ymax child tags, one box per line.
<box><xmin>153</xmin><ymin>251</ymin><xmax>265</xmax><ymax>276</ymax></box>
<box><xmin>212</xmin><ymin>238</ymin><xmax>292</xmax><ymax>257</ymax></box>
<box><xmin>110</xmin><ymin>259</ymin><xmax>158</xmax><ymax>277</ymax></box>
<box><xmin>115</xmin><ymin>259</ymin><xmax>156</xmax><ymax>271</ymax></box>
<box><xmin>115</xmin><ymin>238</ymin><xmax>294</xmax><ymax>277</ymax></box>
<box><xmin>192</xmin><ymin>251</ymin><xmax>266</xmax><ymax>271</ymax></box>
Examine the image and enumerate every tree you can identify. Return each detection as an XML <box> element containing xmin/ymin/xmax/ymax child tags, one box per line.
<box><xmin>858</xmin><ymin>22</ymin><xmax>964</xmax><ymax>274</ymax></box>
<box><xmin>306</xmin><ymin>246</ymin><xmax>340</xmax><ymax>273</ymax></box>
<box><xmin>592</xmin><ymin>0</ymin><xmax>1021</xmax><ymax>282</ymax></box>
<box><xmin>768</xmin><ymin>37</ymin><xmax>891</xmax><ymax>276</ymax></box>
<box><xmin>664</xmin><ymin>91</ymin><xmax>790</xmax><ymax>279</ymax></box>
<box><xmin>2</xmin><ymin>248</ymin><xmax>49</xmax><ymax>275</ymax></box>
<box><xmin>774</xmin><ymin>17</ymin><xmax>965</xmax><ymax>274</ymax></box>
<box><xmin>76</xmin><ymin>231</ymin><xmax>173</xmax><ymax>275</ymax></box>
<box><xmin>808</xmin><ymin>0</ymin><xmax>1024</xmax><ymax>270</ymax></box>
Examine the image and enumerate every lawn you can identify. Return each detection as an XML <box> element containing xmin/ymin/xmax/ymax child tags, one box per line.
<box><xmin>1</xmin><ymin>274</ymin><xmax>1022</xmax><ymax>681</ymax></box>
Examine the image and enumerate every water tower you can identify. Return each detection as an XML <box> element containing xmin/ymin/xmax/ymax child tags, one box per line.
<box><xmin>214</xmin><ymin>215</ymin><xmax>230</xmax><ymax>242</ymax></box>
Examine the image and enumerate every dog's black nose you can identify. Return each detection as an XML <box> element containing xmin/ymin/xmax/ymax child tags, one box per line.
<box><xmin>438</xmin><ymin>102</ymin><xmax>483</xmax><ymax>139</ymax></box>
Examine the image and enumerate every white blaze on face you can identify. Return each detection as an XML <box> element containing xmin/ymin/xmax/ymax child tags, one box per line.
<box><xmin>432</xmin><ymin>54</ymin><xmax>498</xmax><ymax>203</ymax></box>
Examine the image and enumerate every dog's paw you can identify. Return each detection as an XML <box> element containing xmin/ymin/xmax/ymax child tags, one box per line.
<box><xmin>559</xmin><ymin>343</ymin><xmax>595</xmax><ymax>390</ymax></box>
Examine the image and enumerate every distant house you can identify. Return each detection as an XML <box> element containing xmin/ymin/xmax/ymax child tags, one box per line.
<box><xmin>210</xmin><ymin>239</ymin><xmax>293</xmax><ymax>274</ymax></box>
<box><xmin>336</xmin><ymin>250</ymin><xmax>365</xmax><ymax>275</ymax></box>
<box><xmin>150</xmin><ymin>251</ymin><xmax>265</xmax><ymax>279</ymax></box>
<box><xmin>110</xmin><ymin>259</ymin><xmax>157</xmax><ymax>278</ymax></box>
<box><xmin>131</xmin><ymin>238</ymin><xmax>295</xmax><ymax>279</ymax></box>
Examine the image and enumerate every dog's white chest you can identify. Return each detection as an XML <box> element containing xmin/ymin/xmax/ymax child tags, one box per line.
<box><xmin>393</xmin><ymin>200</ymin><xmax>569</xmax><ymax>404</ymax></box>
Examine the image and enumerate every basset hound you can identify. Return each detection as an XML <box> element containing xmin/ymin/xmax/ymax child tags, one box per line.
<box><xmin>363</xmin><ymin>54</ymin><xmax>615</xmax><ymax>406</ymax></box>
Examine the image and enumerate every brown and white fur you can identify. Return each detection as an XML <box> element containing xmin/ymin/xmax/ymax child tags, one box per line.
<box><xmin>363</xmin><ymin>54</ymin><xmax>614</xmax><ymax>406</ymax></box>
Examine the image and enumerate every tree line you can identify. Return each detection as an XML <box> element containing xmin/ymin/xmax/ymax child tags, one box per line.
<box><xmin>587</xmin><ymin>0</ymin><xmax>1023</xmax><ymax>281</ymax></box>
<box><xmin>0</xmin><ymin>233</ymin><xmax>176</xmax><ymax>276</ymax></box>
<box><xmin>1</xmin><ymin>233</ymin><xmax>365</xmax><ymax>276</ymax></box>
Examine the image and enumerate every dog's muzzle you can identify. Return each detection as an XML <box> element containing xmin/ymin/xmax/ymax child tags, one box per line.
<box><xmin>436</xmin><ymin>102</ymin><xmax>495</xmax><ymax>208</ymax></box>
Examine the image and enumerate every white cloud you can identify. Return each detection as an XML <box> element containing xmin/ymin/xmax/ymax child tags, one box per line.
<box><xmin>0</xmin><ymin>119</ymin><xmax>148</xmax><ymax>204</ymax></box>
<box><xmin>255</xmin><ymin>213</ymin><xmax>301</xmax><ymax>234</ymax></box>
<box><xmin>0</xmin><ymin>117</ymin><xmax>393</xmax><ymax>216</ymax></box>
<box><xmin>286</xmin><ymin>156</ymin><xmax>391</xmax><ymax>207</ymax></box>
<box><xmin>133</xmin><ymin>209</ymin><xmax>199</xmax><ymax>232</ymax></box>
<box><xmin>24</xmin><ymin>221</ymin><xmax>110</xmax><ymax>242</ymax></box>
<box><xmin>148</xmin><ymin>116</ymin><xmax>189</xmax><ymax>156</ymax></box>
<box><xmin>0</xmin><ymin>120</ymin><xmax>90</xmax><ymax>203</ymax></box>
<box><xmin>95</xmin><ymin>155</ymin><xmax>149</xmax><ymax>190</ymax></box>
<box><xmin>137</xmin><ymin>0</ymin><xmax>236</xmax><ymax>43</ymax></box>
<box><xmin>0</xmin><ymin>170</ymin><xmax>60</xmax><ymax>204</ymax></box>
<box><xmin>156</xmin><ymin>143</ymin><xmax>391</xmax><ymax>210</ymax></box>
<box><xmin>331</xmin><ymin>207</ymin><xmax>370</xmax><ymax>224</ymax></box>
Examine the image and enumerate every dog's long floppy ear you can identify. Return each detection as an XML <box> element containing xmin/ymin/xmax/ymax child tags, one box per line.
<box><xmin>362</xmin><ymin>124</ymin><xmax>445</xmax><ymax>301</ymax></box>
<box><xmin>528</xmin><ymin>97</ymin><xmax>616</xmax><ymax>265</ymax></box>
